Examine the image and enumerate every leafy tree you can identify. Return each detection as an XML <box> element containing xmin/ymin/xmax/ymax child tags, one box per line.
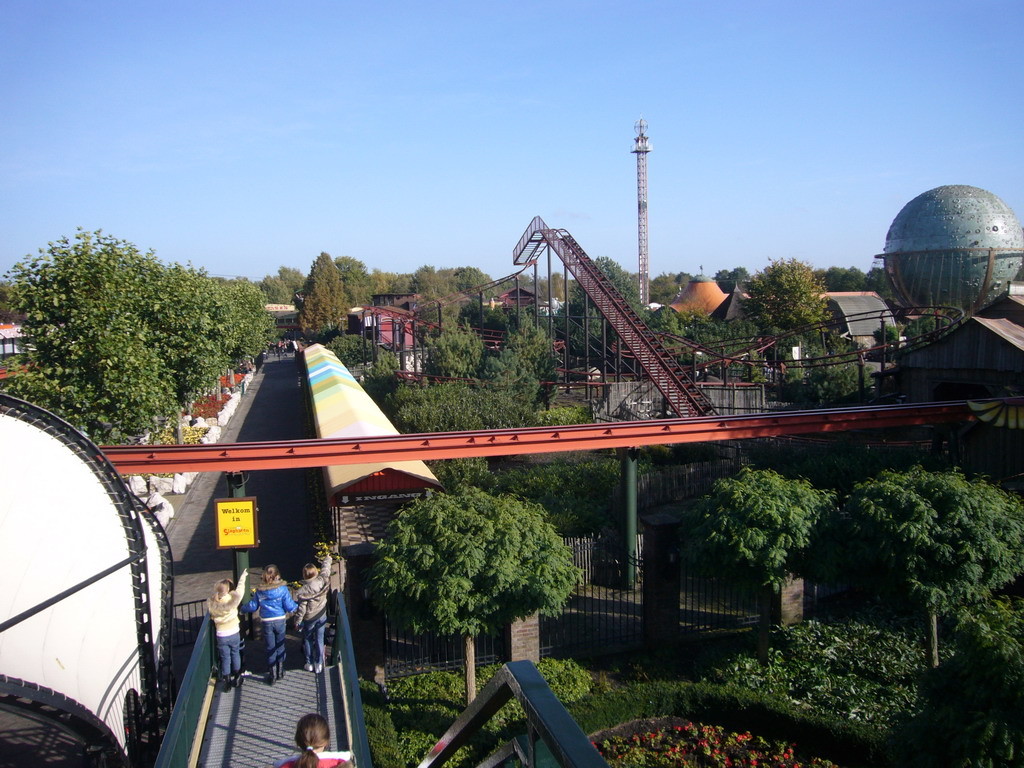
<box><xmin>814</xmin><ymin>266</ymin><xmax>867</xmax><ymax>292</ymax></box>
<box><xmin>257</xmin><ymin>266</ymin><xmax>305</xmax><ymax>305</ymax></box>
<box><xmin>836</xmin><ymin>468</ymin><xmax>1024</xmax><ymax>666</ymax></box>
<box><xmin>901</xmin><ymin>597</ymin><xmax>1024</xmax><ymax>767</ymax></box>
<box><xmin>425</xmin><ymin>324</ymin><xmax>484</xmax><ymax>380</ymax></box>
<box><xmin>361</xmin><ymin>351</ymin><xmax>400</xmax><ymax>404</ymax></box>
<box><xmin>299</xmin><ymin>252</ymin><xmax>348</xmax><ymax>334</ymax></box>
<box><xmin>713</xmin><ymin>266</ymin><xmax>750</xmax><ymax>293</ymax></box>
<box><xmin>218</xmin><ymin>278</ymin><xmax>275</xmax><ymax>362</ymax></box>
<box><xmin>481</xmin><ymin>322</ymin><xmax>556</xmax><ymax>406</ymax></box>
<box><xmin>145</xmin><ymin>263</ymin><xmax>230</xmax><ymax>409</ymax></box>
<box><xmin>683</xmin><ymin>467</ymin><xmax>836</xmax><ymax>664</ymax></box>
<box><xmin>334</xmin><ymin>256</ymin><xmax>372</xmax><ymax>306</ymax></box>
<box><xmin>744</xmin><ymin>258</ymin><xmax>829</xmax><ymax>332</ymax></box>
<box><xmin>865</xmin><ymin>266</ymin><xmax>896</xmax><ymax>302</ymax></box>
<box><xmin>387</xmin><ymin>382</ymin><xmax>537</xmax><ymax>434</ymax></box>
<box><xmin>801</xmin><ymin>362</ymin><xmax>861</xmax><ymax>405</ymax></box>
<box><xmin>0</xmin><ymin>281</ymin><xmax>23</xmax><ymax>322</ymax></box>
<box><xmin>648</xmin><ymin>272</ymin><xmax>686</xmax><ymax>305</ymax></box>
<box><xmin>5</xmin><ymin>230</ymin><xmax>177</xmax><ymax>440</ymax></box>
<box><xmin>370</xmin><ymin>488</ymin><xmax>580</xmax><ymax>703</ymax></box>
<box><xmin>326</xmin><ymin>333</ymin><xmax>368</xmax><ymax>368</ymax></box>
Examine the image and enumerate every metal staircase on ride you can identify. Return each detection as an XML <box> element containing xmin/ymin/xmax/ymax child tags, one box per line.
<box><xmin>513</xmin><ymin>216</ymin><xmax>716</xmax><ymax>418</ymax></box>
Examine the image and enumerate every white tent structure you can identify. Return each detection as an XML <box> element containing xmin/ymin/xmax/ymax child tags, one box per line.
<box><xmin>0</xmin><ymin>394</ymin><xmax>172</xmax><ymax>766</ymax></box>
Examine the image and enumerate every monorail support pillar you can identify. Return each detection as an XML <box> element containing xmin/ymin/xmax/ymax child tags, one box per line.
<box><xmin>617</xmin><ymin>447</ymin><xmax>638</xmax><ymax>589</ymax></box>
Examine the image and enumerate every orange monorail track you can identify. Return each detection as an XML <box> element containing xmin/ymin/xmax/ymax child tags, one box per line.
<box><xmin>101</xmin><ymin>400</ymin><xmax>978</xmax><ymax>475</ymax></box>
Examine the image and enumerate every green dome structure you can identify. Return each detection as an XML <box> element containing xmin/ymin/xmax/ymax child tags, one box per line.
<box><xmin>881</xmin><ymin>185</ymin><xmax>1024</xmax><ymax>313</ymax></box>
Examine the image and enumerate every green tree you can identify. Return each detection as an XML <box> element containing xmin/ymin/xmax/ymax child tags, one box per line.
<box><xmin>299</xmin><ymin>252</ymin><xmax>348</xmax><ymax>335</ymax></box>
<box><xmin>370</xmin><ymin>488</ymin><xmax>580</xmax><ymax>703</ymax></box>
<box><xmin>684</xmin><ymin>467</ymin><xmax>836</xmax><ymax>664</ymax></box>
<box><xmin>901</xmin><ymin>597</ymin><xmax>1024</xmax><ymax>767</ymax></box>
<box><xmin>482</xmin><ymin>322</ymin><xmax>556</xmax><ymax>406</ymax></box>
<box><xmin>257</xmin><ymin>266</ymin><xmax>305</xmax><ymax>305</ymax></box>
<box><xmin>387</xmin><ymin>382</ymin><xmax>537</xmax><ymax>433</ymax></box>
<box><xmin>744</xmin><ymin>258</ymin><xmax>829</xmax><ymax>332</ymax></box>
<box><xmin>713</xmin><ymin>266</ymin><xmax>750</xmax><ymax>293</ymax></box>
<box><xmin>425</xmin><ymin>324</ymin><xmax>484</xmax><ymax>380</ymax></box>
<box><xmin>6</xmin><ymin>230</ymin><xmax>177</xmax><ymax>440</ymax></box>
<box><xmin>814</xmin><ymin>266</ymin><xmax>867</xmax><ymax>292</ymax></box>
<box><xmin>218</xmin><ymin>279</ymin><xmax>275</xmax><ymax>362</ymax></box>
<box><xmin>334</xmin><ymin>256</ymin><xmax>372</xmax><ymax>306</ymax></box>
<box><xmin>649</xmin><ymin>271</ymin><xmax>685</xmax><ymax>305</ymax></box>
<box><xmin>838</xmin><ymin>468</ymin><xmax>1024</xmax><ymax>666</ymax></box>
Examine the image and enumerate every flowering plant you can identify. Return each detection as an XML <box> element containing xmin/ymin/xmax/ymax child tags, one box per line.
<box><xmin>595</xmin><ymin>719</ymin><xmax>839</xmax><ymax>768</ymax></box>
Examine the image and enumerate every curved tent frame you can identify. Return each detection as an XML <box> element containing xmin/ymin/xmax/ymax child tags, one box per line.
<box><xmin>0</xmin><ymin>394</ymin><xmax>172</xmax><ymax>766</ymax></box>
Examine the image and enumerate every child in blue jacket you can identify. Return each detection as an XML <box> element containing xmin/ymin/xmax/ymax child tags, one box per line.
<box><xmin>241</xmin><ymin>564</ymin><xmax>297</xmax><ymax>684</ymax></box>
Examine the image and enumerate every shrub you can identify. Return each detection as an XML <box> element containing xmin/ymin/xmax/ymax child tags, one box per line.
<box><xmin>694</xmin><ymin>610</ymin><xmax>926</xmax><ymax>725</ymax></box>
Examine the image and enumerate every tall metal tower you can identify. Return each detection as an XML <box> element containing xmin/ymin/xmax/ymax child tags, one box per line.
<box><xmin>632</xmin><ymin>117</ymin><xmax>652</xmax><ymax>305</ymax></box>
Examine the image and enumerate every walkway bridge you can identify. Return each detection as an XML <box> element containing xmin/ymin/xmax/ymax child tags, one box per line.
<box><xmin>513</xmin><ymin>216</ymin><xmax>715</xmax><ymax>417</ymax></box>
<box><xmin>155</xmin><ymin>591</ymin><xmax>604</xmax><ymax>768</ymax></box>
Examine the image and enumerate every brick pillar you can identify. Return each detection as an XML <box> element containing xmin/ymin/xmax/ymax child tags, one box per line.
<box><xmin>772</xmin><ymin>575</ymin><xmax>804</xmax><ymax>627</ymax></box>
<box><xmin>641</xmin><ymin>512</ymin><xmax>682</xmax><ymax>648</ymax></box>
<box><xmin>343</xmin><ymin>542</ymin><xmax>387</xmax><ymax>683</ymax></box>
<box><xmin>505</xmin><ymin>614</ymin><xmax>540</xmax><ymax>664</ymax></box>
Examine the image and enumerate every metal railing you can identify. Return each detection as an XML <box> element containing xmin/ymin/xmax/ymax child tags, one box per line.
<box><xmin>417</xmin><ymin>660</ymin><xmax>608</xmax><ymax>768</ymax></box>
<box><xmin>172</xmin><ymin>599</ymin><xmax>207</xmax><ymax>647</ymax></box>
<box><xmin>331</xmin><ymin>590</ymin><xmax>373</xmax><ymax>768</ymax></box>
<box><xmin>154</xmin><ymin>612</ymin><xmax>215</xmax><ymax>768</ymax></box>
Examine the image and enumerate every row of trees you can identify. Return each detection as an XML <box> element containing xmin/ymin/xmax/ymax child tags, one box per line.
<box><xmin>2</xmin><ymin>229</ymin><xmax>274</xmax><ymax>441</ymax></box>
<box><xmin>687</xmin><ymin>466</ymin><xmax>1024</xmax><ymax>668</ymax></box>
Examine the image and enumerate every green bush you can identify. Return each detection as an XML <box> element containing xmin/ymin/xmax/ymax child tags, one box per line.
<box><xmin>427</xmin><ymin>457</ymin><xmax>493</xmax><ymax>492</ymax></box>
<box><xmin>536</xmin><ymin>405</ymin><xmax>592</xmax><ymax>426</ymax></box>
<box><xmin>363</xmin><ymin>659</ymin><xmax>594</xmax><ymax>768</ymax></box>
<box><xmin>490</xmin><ymin>458</ymin><xmax>619</xmax><ymax>535</ymax></box>
<box><xmin>694</xmin><ymin>610</ymin><xmax>927</xmax><ymax>725</ymax></box>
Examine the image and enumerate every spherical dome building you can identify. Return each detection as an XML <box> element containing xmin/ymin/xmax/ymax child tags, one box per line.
<box><xmin>882</xmin><ymin>185</ymin><xmax>1024</xmax><ymax>312</ymax></box>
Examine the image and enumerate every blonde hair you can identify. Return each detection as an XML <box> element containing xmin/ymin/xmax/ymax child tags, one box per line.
<box><xmin>302</xmin><ymin>563</ymin><xmax>319</xmax><ymax>580</ymax></box>
<box><xmin>214</xmin><ymin>578</ymin><xmax>233</xmax><ymax>597</ymax></box>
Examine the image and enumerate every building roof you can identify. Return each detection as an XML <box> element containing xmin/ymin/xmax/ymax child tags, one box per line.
<box><xmin>670</xmin><ymin>277</ymin><xmax>728</xmax><ymax>315</ymax></box>
<box><xmin>973</xmin><ymin>316</ymin><xmax>1024</xmax><ymax>353</ymax></box>
<box><xmin>825</xmin><ymin>292</ymin><xmax>894</xmax><ymax>337</ymax></box>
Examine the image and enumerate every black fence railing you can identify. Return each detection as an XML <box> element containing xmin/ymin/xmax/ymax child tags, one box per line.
<box><xmin>172</xmin><ymin>599</ymin><xmax>208</xmax><ymax>647</ymax></box>
<box><xmin>384</xmin><ymin>620</ymin><xmax>507</xmax><ymax>679</ymax></box>
<box><xmin>540</xmin><ymin>537</ymin><xmax>644</xmax><ymax>658</ymax></box>
<box><xmin>679</xmin><ymin>565</ymin><xmax>760</xmax><ymax>635</ymax></box>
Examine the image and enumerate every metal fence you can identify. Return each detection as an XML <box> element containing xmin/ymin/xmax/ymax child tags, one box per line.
<box><xmin>384</xmin><ymin>620</ymin><xmax>507</xmax><ymax>679</ymax></box>
<box><xmin>679</xmin><ymin>562</ymin><xmax>759</xmax><ymax>635</ymax></box>
<box><xmin>540</xmin><ymin>537</ymin><xmax>644</xmax><ymax>658</ymax></box>
<box><xmin>172</xmin><ymin>599</ymin><xmax>208</xmax><ymax>647</ymax></box>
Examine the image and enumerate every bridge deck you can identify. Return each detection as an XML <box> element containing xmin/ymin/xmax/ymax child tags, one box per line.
<box><xmin>200</xmin><ymin>666</ymin><xmax>349</xmax><ymax>767</ymax></box>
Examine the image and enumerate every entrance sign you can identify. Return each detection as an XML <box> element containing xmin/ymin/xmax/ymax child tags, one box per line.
<box><xmin>215</xmin><ymin>496</ymin><xmax>259</xmax><ymax>549</ymax></box>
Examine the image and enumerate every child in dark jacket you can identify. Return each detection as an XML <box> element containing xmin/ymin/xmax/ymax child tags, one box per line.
<box><xmin>293</xmin><ymin>553</ymin><xmax>332</xmax><ymax>673</ymax></box>
<box><xmin>240</xmin><ymin>564</ymin><xmax>297</xmax><ymax>684</ymax></box>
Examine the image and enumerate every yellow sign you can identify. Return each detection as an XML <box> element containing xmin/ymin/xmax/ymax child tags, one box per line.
<box><xmin>215</xmin><ymin>497</ymin><xmax>259</xmax><ymax>549</ymax></box>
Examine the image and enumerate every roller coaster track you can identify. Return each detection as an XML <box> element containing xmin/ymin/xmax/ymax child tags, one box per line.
<box><xmin>513</xmin><ymin>216</ymin><xmax>715</xmax><ymax>417</ymax></box>
<box><xmin>102</xmin><ymin>399</ymin><xmax>977</xmax><ymax>474</ymax></box>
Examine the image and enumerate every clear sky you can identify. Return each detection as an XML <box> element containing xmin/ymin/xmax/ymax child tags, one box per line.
<box><xmin>2</xmin><ymin>0</ymin><xmax>1022</xmax><ymax>285</ymax></box>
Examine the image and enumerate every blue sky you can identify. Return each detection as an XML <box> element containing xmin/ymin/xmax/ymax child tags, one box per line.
<box><xmin>2</xmin><ymin>1</ymin><xmax>1022</xmax><ymax>285</ymax></box>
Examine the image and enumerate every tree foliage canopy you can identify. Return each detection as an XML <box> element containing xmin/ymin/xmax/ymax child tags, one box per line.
<box><xmin>370</xmin><ymin>488</ymin><xmax>580</xmax><ymax>638</ymax></box>
<box><xmin>838</xmin><ymin>468</ymin><xmax>1024</xmax><ymax>615</ymax></box>
<box><xmin>684</xmin><ymin>467</ymin><xmax>835</xmax><ymax>590</ymax></box>
<box><xmin>744</xmin><ymin>258</ymin><xmax>829</xmax><ymax>332</ymax></box>
<box><xmin>425</xmin><ymin>324</ymin><xmax>485</xmax><ymax>380</ymax></box>
<box><xmin>5</xmin><ymin>229</ymin><xmax>270</xmax><ymax>441</ymax></box>
<box><xmin>901</xmin><ymin>597</ymin><xmax>1024</xmax><ymax>767</ymax></box>
<box><xmin>299</xmin><ymin>252</ymin><xmax>348</xmax><ymax>334</ymax></box>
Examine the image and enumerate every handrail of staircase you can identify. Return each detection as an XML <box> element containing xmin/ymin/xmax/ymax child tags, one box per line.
<box><xmin>330</xmin><ymin>590</ymin><xmax>373</xmax><ymax>768</ymax></box>
<box><xmin>417</xmin><ymin>660</ymin><xmax>608</xmax><ymax>768</ymax></box>
<box><xmin>513</xmin><ymin>216</ymin><xmax>549</xmax><ymax>265</ymax></box>
<box><xmin>153</xmin><ymin>613</ymin><xmax>216</xmax><ymax>768</ymax></box>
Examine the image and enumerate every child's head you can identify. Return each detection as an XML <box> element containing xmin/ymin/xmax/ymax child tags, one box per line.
<box><xmin>214</xmin><ymin>578</ymin><xmax>234</xmax><ymax>597</ymax></box>
<box><xmin>302</xmin><ymin>562</ymin><xmax>319</xmax><ymax>580</ymax></box>
<box><xmin>295</xmin><ymin>713</ymin><xmax>330</xmax><ymax>767</ymax></box>
<box><xmin>262</xmin><ymin>564</ymin><xmax>280</xmax><ymax>585</ymax></box>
